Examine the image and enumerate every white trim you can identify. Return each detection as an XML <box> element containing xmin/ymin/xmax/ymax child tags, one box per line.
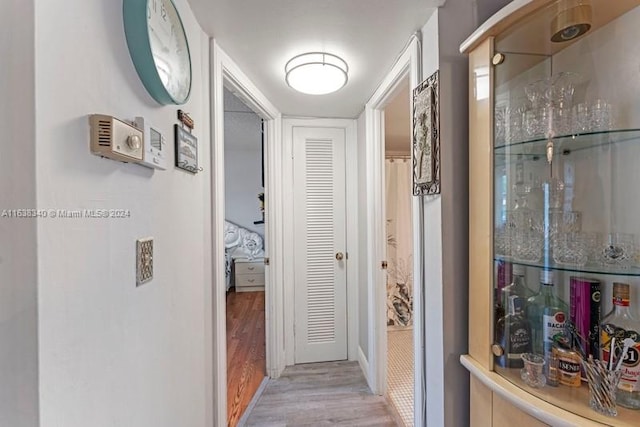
<box><xmin>282</xmin><ymin>117</ymin><xmax>359</xmax><ymax>365</ymax></box>
<box><xmin>236</xmin><ymin>376</ymin><xmax>270</xmax><ymax>427</ymax></box>
<box><xmin>459</xmin><ymin>0</ymin><xmax>534</xmax><ymax>53</ymax></box>
<box><xmin>210</xmin><ymin>39</ymin><xmax>284</xmax><ymax>427</ymax></box>
<box><xmin>460</xmin><ymin>355</ymin><xmax>602</xmax><ymax>427</ymax></box>
<box><xmin>358</xmin><ymin>345</ymin><xmax>371</xmax><ymax>385</ymax></box>
<box><xmin>364</xmin><ymin>35</ymin><xmax>423</xmax><ymax>426</ymax></box>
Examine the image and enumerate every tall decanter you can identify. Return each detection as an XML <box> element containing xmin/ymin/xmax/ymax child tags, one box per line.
<box><xmin>600</xmin><ymin>282</ymin><xmax>640</xmax><ymax>410</ymax></box>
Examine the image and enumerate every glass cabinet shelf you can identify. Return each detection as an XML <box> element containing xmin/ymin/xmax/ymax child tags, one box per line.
<box><xmin>495</xmin><ymin>128</ymin><xmax>640</xmax><ymax>163</ymax></box>
<box><xmin>494</xmin><ymin>256</ymin><xmax>640</xmax><ymax>277</ymax></box>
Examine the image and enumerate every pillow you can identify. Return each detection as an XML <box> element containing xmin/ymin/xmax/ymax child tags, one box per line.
<box><xmin>224</xmin><ymin>221</ymin><xmax>241</xmax><ymax>248</ymax></box>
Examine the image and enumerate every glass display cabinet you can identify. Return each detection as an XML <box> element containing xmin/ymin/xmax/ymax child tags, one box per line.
<box><xmin>461</xmin><ymin>1</ymin><xmax>640</xmax><ymax>425</ymax></box>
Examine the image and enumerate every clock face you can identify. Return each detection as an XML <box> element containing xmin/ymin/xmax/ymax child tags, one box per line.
<box><xmin>146</xmin><ymin>0</ymin><xmax>191</xmax><ymax>104</ymax></box>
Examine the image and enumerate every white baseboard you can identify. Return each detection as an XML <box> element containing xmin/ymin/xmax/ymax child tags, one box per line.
<box><xmin>358</xmin><ymin>345</ymin><xmax>372</xmax><ymax>389</ymax></box>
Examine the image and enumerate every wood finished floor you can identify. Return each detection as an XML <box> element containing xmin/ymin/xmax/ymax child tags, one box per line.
<box><xmin>243</xmin><ymin>361</ymin><xmax>398</xmax><ymax>426</ymax></box>
<box><xmin>227</xmin><ymin>289</ymin><xmax>266</xmax><ymax>427</ymax></box>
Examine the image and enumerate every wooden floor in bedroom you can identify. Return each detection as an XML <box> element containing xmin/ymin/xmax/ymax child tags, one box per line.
<box><xmin>226</xmin><ymin>289</ymin><xmax>266</xmax><ymax>427</ymax></box>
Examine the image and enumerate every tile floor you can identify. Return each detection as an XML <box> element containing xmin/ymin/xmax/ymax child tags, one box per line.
<box><xmin>387</xmin><ymin>328</ymin><xmax>414</xmax><ymax>427</ymax></box>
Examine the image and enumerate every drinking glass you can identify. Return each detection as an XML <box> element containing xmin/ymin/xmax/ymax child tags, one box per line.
<box><xmin>572</xmin><ymin>102</ymin><xmax>590</xmax><ymax>133</ymax></box>
<box><xmin>513</xmin><ymin>231</ymin><xmax>543</xmax><ymax>262</ymax></box>
<box><xmin>597</xmin><ymin>232</ymin><xmax>637</xmax><ymax>268</ymax></box>
<box><xmin>507</xmin><ymin>104</ymin><xmax>526</xmax><ymax>143</ymax></box>
<box><xmin>521</xmin><ymin>353</ymin><xmax>546</xmax><ymax>388</ymax></box>
<box><xmin>542</xmin><ymin>178</ymin><xmax>565</xmax><ymax>211</ymax></box>
<box><xmin>589</xmin><ymin>99</ymin><xmax>612</xmax><ymax>131</ymax></box>
<box><xmin>552</xmin><ymin>232</ymin><xmax>589</xmax><ymax>266</ymax></box>
<box><xmin>495</xmin><ymin>104</ymin><xmax>507</xmax><ymax>145</ymax></box>
<box><xmin>553</xmin><ymin>104</ymin><xmax>572</xmax><ymax>136</ymax></box>
<box><xmin>582</xmin><ymin>358</ymin><xmax>623</xmax><ymax>417</ymax></box>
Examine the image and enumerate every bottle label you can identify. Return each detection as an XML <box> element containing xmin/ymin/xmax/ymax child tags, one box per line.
<box><xmin>543</xmin><ymin>311</ymin><xmax>566</xmax><ymax>347</ymax></box>
<box><xmin>507</xmin><ymin>327</ymin><xmax>531</xmax><ymax>359</ymax></box>
<box><xmin>601</xmin><ymin>326</ymin><xmax>640</xmax><ymax>392</ymax></box>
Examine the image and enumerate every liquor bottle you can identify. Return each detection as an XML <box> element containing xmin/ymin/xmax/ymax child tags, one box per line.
<box><xmin>526</xmin><ymin>270</ymin><xmax>569</xmax><ymax>360</ymax></box>
<box><xmin>600</xmin><ymin>283</ymin><xmax>640</xmax><ymax>410</ymax></box>
<box><xmin>495</xmin><ymin>295</ymin><xmax>532</xmax><ymax>368</ymax></box>
<box><xmin>501</xmin><ymin>264</ymin><xmax>535</xmax><ymax>310</ymax></box>
<box><xmin>494</xmin><ymin>261</ymin><xmax>511</xmax><ymax>329</ymax></box>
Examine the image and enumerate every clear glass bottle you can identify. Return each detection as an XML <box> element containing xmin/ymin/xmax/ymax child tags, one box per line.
<box><xmin>600</xmin><ymin>282</ymin><xmax>640</xmax><ymax>410</ymax></box>
<box><xmin>501</xmin><ymin>264</ymin><xmax>535</xmax><ymax>310</ymax></box>
<box><xmin>495</xmin><ymin>295</ymin><xmax>532</xmax><ymax>368</ymax></box>
<box><xmin>525</xmin><ymin>270</ymin><xmax>569</xmax><ymax>361</ymax></box>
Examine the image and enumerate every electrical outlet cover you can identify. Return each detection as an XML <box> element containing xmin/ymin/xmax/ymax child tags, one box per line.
<box><xmin>136</xmin><ymin>237</ymin><xmax>153</xmax><ymax>285</ymax></box>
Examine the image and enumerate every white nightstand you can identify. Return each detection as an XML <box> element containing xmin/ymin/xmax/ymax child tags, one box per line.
<box><xmin>233</xmin><ymin>259</ymin><xmax>265</xmax><ymax>292</ymax></box>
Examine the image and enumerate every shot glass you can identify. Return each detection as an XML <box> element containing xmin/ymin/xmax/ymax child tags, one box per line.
<box><xmin>521</xmin><ymin>353</ymin><xmax>546</xmax><ymax>388</ymax></box>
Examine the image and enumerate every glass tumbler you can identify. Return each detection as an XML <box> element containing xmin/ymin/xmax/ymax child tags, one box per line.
<box><xmin>521</xmin><ymin>353</ymin><xmax>547</xmax><ymax>388</ymax></box>
<box><xmin>552</xmin><ymin>232</ymin><xmax>589</xmax><ymax>266</ymax></box>
<box><xmin>589</xmin><ymin>99</ymin><xmax>613</xmax><ymax>131</ymax></box>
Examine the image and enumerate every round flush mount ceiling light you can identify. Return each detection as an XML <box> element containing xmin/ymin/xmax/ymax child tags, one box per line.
<box><xmin>285</xmin><ymin>52</ymin><xmax>349</xmax><ymax>95</ymax></box>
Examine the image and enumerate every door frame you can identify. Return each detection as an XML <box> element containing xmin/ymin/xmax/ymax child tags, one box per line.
<box><xmin>364</xmin><ymin>35</ymin><xmax>424</xmax><ymax>422</ymax></box>
<box><xmin>209</xmin><ymin>39</ymin><xmax>284</xmax><ymax>427</ymax></box>
<box><xmin>282</xmin><ymin>118</ymin><xmax>359</xmax><ymax>365</ymax></box>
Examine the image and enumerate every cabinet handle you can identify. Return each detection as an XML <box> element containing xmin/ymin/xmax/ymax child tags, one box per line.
<box><xmin>248</xmin><ymin>266</ymin><xmax>255</xmax><ymax>270</ymax></box>
<box><xmin>248</xmin><ymin>279</ymin><xmax>255</xmax><ymax>283</ymax></box>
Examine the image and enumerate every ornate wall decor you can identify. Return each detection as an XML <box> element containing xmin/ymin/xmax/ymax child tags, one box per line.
<box><xmin>412</xmin><ymin>70</ymin><xmax>440</xmax><ymax>195</ymax></box>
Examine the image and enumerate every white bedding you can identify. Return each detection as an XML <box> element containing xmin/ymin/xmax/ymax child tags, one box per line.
<box><xmin>224</xmin><ymin>221</ymin><xmax>265</xmax><ymax>290</ymax></box>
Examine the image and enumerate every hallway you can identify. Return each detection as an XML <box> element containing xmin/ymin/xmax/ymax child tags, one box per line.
<box><xmin>242</xmin><ymin>361</ymin><xmax>398</xmax><ymax>426</ymax></box>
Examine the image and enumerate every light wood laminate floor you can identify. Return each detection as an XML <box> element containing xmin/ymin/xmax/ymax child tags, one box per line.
<box><xmin>243</xmin><ymin>361</ymin><xmax>398</xmax><ymax>426</ymax></box>
<box><xmin>227</xmin><ymin>290</ymin><xmax>266</xmax><ymax>426</ymax></box>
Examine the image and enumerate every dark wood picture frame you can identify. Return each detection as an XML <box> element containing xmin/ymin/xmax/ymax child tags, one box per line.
<box><xmin>174</xmin><ymin>124</ymin><xmax>198</xmax><ymax>174</ymax></box>
<box><xmin>412</xmin><ymin>70</ymin><xmax>440</xmax><ymax>195</ymax></box>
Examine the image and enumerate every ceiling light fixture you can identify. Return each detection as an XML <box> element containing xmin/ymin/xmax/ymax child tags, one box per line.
<box><xmin>285</xmin><ymin>52</ymin><xmax>349</xmax><ymax>95</ymax></box>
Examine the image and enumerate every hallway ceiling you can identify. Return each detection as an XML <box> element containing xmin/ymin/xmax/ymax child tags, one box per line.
<box><xmin>187</xmin><ymin>0</ymin><xmax>444</xmax><ymax>118</ymax></box>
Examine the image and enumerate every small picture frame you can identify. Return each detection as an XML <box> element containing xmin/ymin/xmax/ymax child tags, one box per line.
<box><xmin>412</xmin><ymin>70</ymin><xmax>440</xmax><ymax>195</ymax></box>
<box><xmin>174</xmin><ymin>125</ymin><xmax>198</xmax><ymax>173</ymax></box>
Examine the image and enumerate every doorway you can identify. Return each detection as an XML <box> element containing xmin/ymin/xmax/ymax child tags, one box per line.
<box><xmin>223</xmin><ymin>88</ymin><xmax>267</xmax><ymax>426</ymax></box>
<box><xmin>364</xmin><ymin>35</ymin><xmax>424</xmax><ymax>426</ymax></box>
<box><xmin>383</xmin><ymin>79</ymin><xmax>414</xmax><ymax>426</ymax></box>
<box><xmin>210</xmin><ymin>40</ymin><xmax>284</xmax><ymax>427</ymax></box>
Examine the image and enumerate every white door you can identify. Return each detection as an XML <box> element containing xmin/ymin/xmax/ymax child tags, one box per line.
<box><xmin>293</xmin><ymin>126</ymin><xmax>347</xmax><ymax>363</ymax></box>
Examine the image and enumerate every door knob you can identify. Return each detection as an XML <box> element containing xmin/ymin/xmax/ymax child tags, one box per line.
<box><xmin>335</xmin><ymin>252</ymin><xmax>344</xmax><ymax>261</ymax></box>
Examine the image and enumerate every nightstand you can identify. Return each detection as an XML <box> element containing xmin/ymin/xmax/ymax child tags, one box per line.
<box><xmin>233</xmin><ymin>259</ymin><xmax>265</xmax><ymax>292</ymax></box>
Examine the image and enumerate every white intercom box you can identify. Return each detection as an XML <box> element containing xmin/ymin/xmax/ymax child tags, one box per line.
<box><xmin>134</xmin><ymin>117</ymin><xmax>168</xmax><ymax>170</ymax></box>
<box><xmin>89</xmin><ymin>114</ymin><xmax>144</xmax><ymax>163</ymax></box>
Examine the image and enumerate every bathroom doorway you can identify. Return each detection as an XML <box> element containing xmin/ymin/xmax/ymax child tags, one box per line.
<box><xmin>383</xmin><ymin>78</ymin><xmax>414</xmax><ymax>426</ymax></box>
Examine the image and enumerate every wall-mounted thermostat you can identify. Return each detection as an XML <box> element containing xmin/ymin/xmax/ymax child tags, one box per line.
<box><xmin>89</xmin><ymin>114</ymin><xmax>143</xmax><ymax>163</ymax></box>
<box><xmin>134</xmin><ymin>117</ymin><xmax>168</xmax><ymax>170</ymax></box>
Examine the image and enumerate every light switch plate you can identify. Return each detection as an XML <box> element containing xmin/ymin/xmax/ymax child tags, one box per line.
<box><xmin>136</xmin><ymin>237</ymin><xmax>153</xmax><ymax>286</ymax></box>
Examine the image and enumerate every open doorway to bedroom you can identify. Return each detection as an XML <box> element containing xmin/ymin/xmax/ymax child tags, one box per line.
<box><xmin>383</xmin><ymin>77</ymin><xmax>414</xmax><ymax>427</ymax></box>
<box><xmin>223</xmin><ymin>87</ymin><xmax>267</xmax><ymax>426</ymax></box>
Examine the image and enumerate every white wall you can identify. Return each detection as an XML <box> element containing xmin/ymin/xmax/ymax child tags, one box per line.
<box><xmin>0</xmin><ymin>1</ymin><xmax>39</xmax><ymax>426</ymax></box>
<box><xmin>34</xmin><ymin>0</ymin><xmax>211</xmax><ymax>426</ymax></box>
<box><xmin>357</xmin><ymin>111</ymin><xmax>369</xmax><ymax>358</ymax></box>
<box><xmin>224</xmin><ymin>90</ymin><xmax>264</xmax><ymax>235</ymax></box>
<box><xmin>420</xmin><ymin>1</ymin><xmax>511</xmax><ymax>426</ymax></box>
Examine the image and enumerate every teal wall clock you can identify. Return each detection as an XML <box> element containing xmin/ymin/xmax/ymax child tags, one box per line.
<box><xmin>123</xmin><ymin>0</ymin><xmax>192</xmax><ymax>105</ymax></box>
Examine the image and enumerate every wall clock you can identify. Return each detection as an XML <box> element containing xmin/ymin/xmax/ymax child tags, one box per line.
<box><xmin>123</xmin><ymin>0</ymin><xmax>192</xmax><ymax>105</ymax></box>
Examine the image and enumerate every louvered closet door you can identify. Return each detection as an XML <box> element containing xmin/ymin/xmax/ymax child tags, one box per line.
<box><xmin>293</xmin><ymin>126</ymin><xmax>347</xmax><ymax>363</ymax></box>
